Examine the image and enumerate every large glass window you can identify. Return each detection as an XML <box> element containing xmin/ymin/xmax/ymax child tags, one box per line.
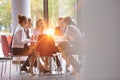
<box><xmin>0</xmin><ymin>0</ymin><xmax>77</xmax><ymax>36</ymax></box>
<box><xmin>30</xmin><ymin>0</ymin><xmax>77</xmax><ymax>28</ymax></box>
<box><xmin>0</xmin><ymin>0</ymin><xmax>12</xmax><ymax>34</ymax></box>
<box><xmin>0</xmin><ymin>0</ymin><xmax>77</xmax><ymax>33</ymax></box>
<box><xmin>48</xmin><ymin>0</ymin><xmax>77</xmax><ymax>28</ymax></box>
<box><xmin>31</xmin><ymin>0</ymin><xmax>44</xmax><ymax>28</ymax></box>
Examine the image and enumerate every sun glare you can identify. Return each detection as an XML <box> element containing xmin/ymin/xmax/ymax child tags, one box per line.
<box><xmin>46</xmin><ymin>28</ymin><xmax>54</xmax><ymax>36</ymax></box>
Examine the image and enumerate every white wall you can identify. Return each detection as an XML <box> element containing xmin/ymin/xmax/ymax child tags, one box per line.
<box><xmin>78</xmin><ymin>0</ymin><xmax>120</xmax><ymax>80</ymax></box>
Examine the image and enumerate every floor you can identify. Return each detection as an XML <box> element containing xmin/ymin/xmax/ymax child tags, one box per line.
<box><xmin>0</xmin><ymin>59</ymin><xmax>80</xmax><ymax>80</ymax></box>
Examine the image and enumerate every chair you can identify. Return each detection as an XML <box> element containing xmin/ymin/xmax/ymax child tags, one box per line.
<box><xmin>0</xmin><ymin>35</ymin><xmax>26</xmax><ymax>78</ymax></box>
<box><xmin>0</xmin><ymin>35</ymin><xmax>12</xmax><ymax>78</ymax></box>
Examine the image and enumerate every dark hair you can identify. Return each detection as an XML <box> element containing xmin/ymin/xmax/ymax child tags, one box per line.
<box><xmin>18</xmin><ymin>15</ymin><xmax>27</xmax><ymax>24</ymax></box>
<box><xmin>64</xmin><ymin>16</ymin><xmax>73</xmax><ymax>25</ymax></box>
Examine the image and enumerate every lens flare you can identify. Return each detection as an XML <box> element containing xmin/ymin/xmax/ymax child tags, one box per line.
<box><xmin>46</xmin><ymin>28</ymin><xmax>54</xmax><ymax>36</ymax></box>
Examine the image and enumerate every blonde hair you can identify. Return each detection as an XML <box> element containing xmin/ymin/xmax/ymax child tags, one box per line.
<box><xmin>36</xmin><ymin>18</ymin><xmax>42</xmax><ymax>28</ymax></box>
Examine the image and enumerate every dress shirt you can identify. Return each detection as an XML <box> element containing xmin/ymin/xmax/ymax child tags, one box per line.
<box><xmin>12</xmin><ymin>25</ymin><xmax>31</xmax><ymax>48</ymax></box>
<box><xmin>58</xmin><ymin>25</ymin><xmax>82</xmax><ymax>54</ymax></box>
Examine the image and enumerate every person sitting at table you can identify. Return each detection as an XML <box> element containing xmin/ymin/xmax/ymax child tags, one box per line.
<box><xmin>32</xmin><ymin>19</ymin><xmax>50</xmax><ymax>72</ymax></box>
<box><xmin>36</xmin><ymin>34</ymin><xmax>59</xmax><ymax>73</ymax></box>
<box><xmin>54</xmin><ymin>17</ymin><xmax>64</xmax><ymax>36</ymax></box>
<box><xmin>32</xmin><ymin>18</ymin><xmax>45</xmax><ymax>40</ymax></box>
<box><xmin>19</xmin><ymin>17</ymin><xmax>47</xmax><ymax>75</ymax></box>
<box><xmin>28</xmin><ymin>18</ymin><xmax>63</xmax><ymax>74</ymax></box>
<box><xmin>57</xmin><ymin>16</ymin><xmax>82</xmax><ymax>75</ymax></box>
<box><xmin>12</xmin><ymin>15</ymin><xmax>33</xmax><ymax>73</ymax></box>
<box><xmin>54</xmin><ymin>17</ymin><xmax>66</xmax><ymax>71</ymax></box>
<box><xmin>19</xmin><ymin>17</ymin><xmax>38</xmax><ymax>75</ymax></box>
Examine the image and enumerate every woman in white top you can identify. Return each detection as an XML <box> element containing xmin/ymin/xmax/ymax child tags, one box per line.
<box><xmin>12</xmin><ymin>15</ymin><xmax>35</xmax><ymax>74</ymax></box>
<box><xmin>12</xmin><ymin>15</ymin><xmax>32</xmax><ymax>55</ymax></box>
<box><xmin>57</xmin><ymin>17</ymin><xmax>82</xmax><ymax>74</ymax></box>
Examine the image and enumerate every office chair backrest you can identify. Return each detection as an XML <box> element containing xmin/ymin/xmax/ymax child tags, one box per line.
<box><xmin>1</xmin><ymin>35</ymin><xmax>10</xmax><ymax>57</ymax></box>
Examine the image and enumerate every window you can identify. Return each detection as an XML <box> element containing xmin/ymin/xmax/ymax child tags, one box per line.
<box><xmin>31</xmin><ymin>0</ymin><xmax>44</xmax><ymax>28</ymax></box>
<box><xmin>31</xmin><ymin>0</ymin><xmax>77</xmax><ymax>28</ymax></box>
<box><xmin>49</xmin><ymin>0</ymin><xmax>77</xmax><ymax>27</ymax></box>
<box><xmin>0</xmin><ymin>0</ymin><xmax>12</xmax><ymax>34</ymax></box>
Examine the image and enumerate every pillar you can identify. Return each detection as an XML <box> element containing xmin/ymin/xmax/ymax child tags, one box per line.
<box><xmin>11</xmin><ymin>0</ymin><xmax>31</xmax><ymax>33</ymax></box>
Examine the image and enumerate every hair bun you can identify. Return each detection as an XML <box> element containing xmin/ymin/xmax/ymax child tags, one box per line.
<box><xmin>18</xmin><ymin>15</ymin><xmax>22</xmax><ymax>19</ymax></box>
